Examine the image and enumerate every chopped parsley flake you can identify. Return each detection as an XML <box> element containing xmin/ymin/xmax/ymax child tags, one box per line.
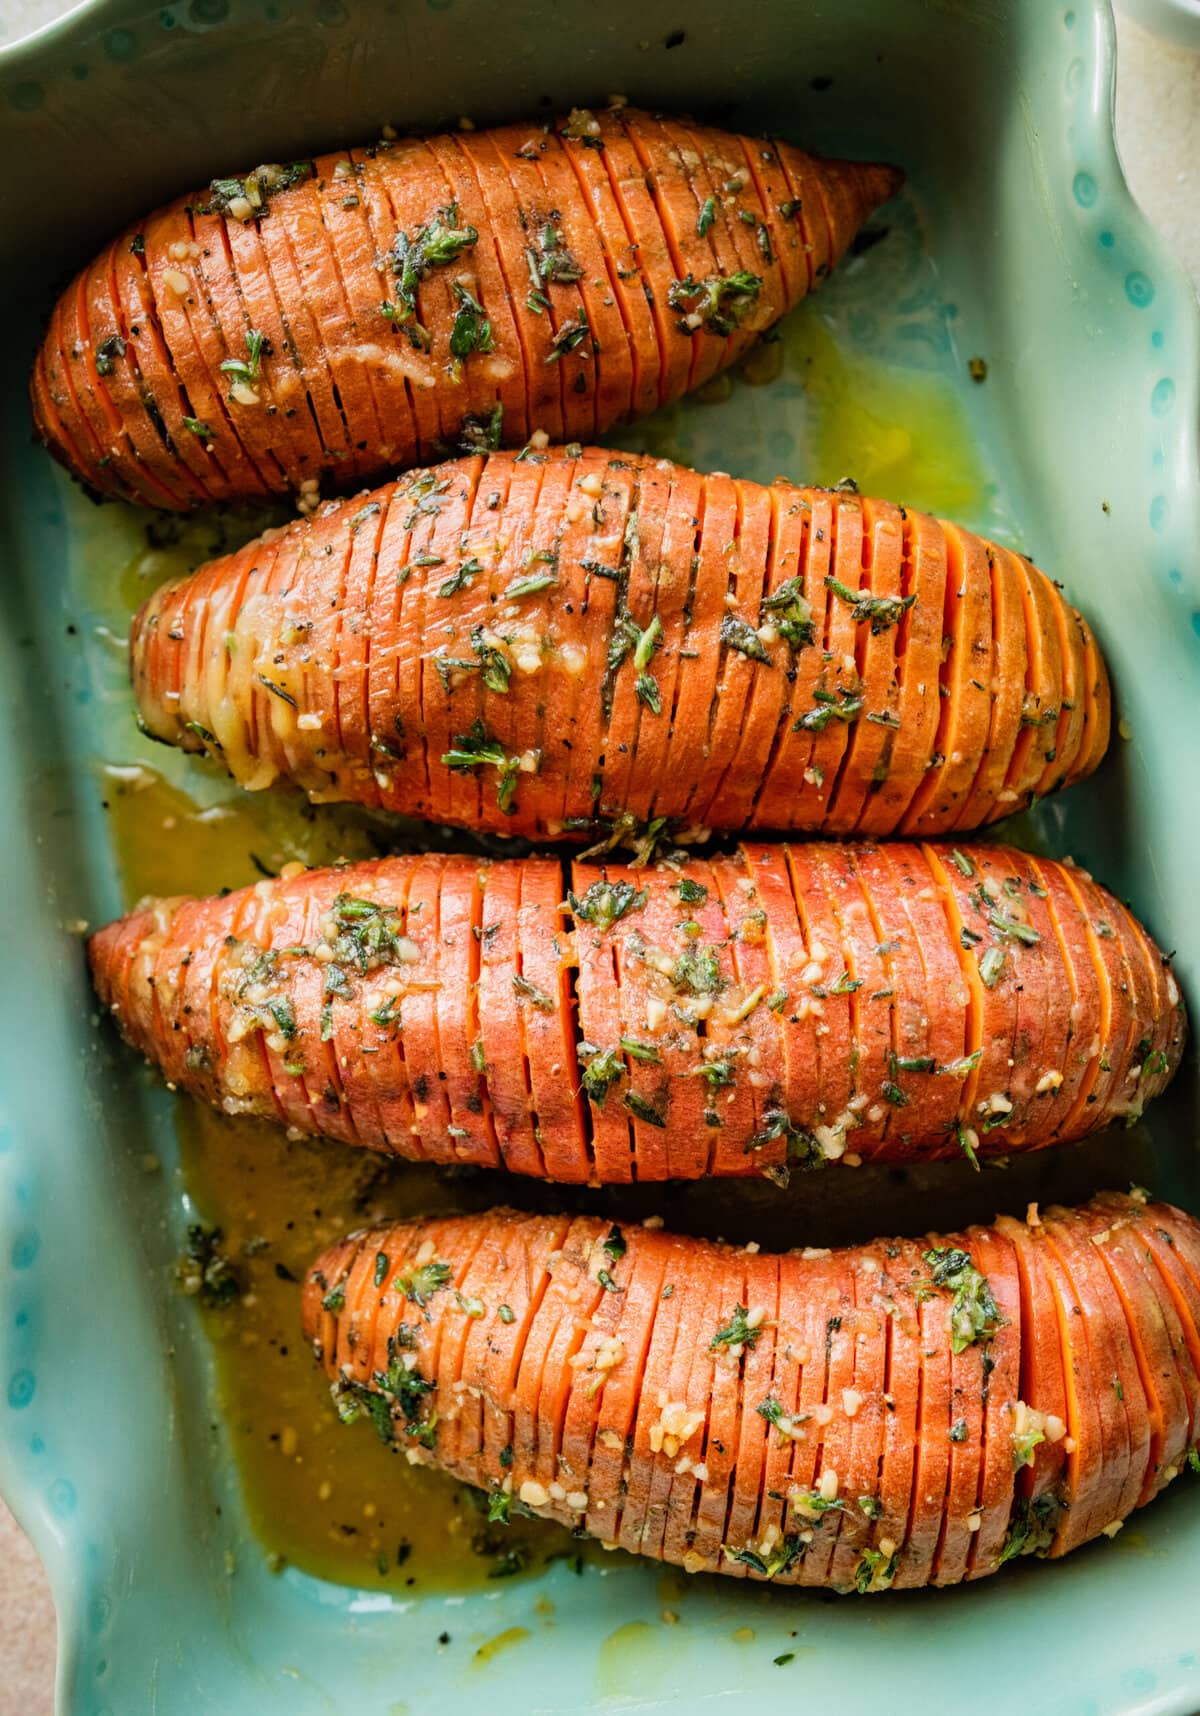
<box><xmin>711</xmin><ymin>1304</ymin><xmax>762</xmax><ymax>1353</ymax></box>
<box><xmin>922</xmin><ymin>1247</ymin><xmax>1004</xmax><ymax>1353</ymax></box>
<box><xmin>825</xmin><ymin>576</ymin><xmax>917</xmax><ymax>634</ymax></box>
<box><xmin>667</xmin><ymin>269</ymin><xmax>762</xmax><ymax>335</ymax></box>
<box><xmin>392</xmin><ymin>1259</ymin><xmax>452</xmax><ymax>1307</ymax></box>
<box><xmin>997</xmin><ymin>1494</ymin><xmax>1063</xmax><ymax>1564</ymax></box>
<box><xmin>761</xmin><ymin>576</ymin><xmax>815</xmax><ymax>648</ymax></box>
<box><xmin>720</xmin><ymin>613</ymin><xmax>770</xmax><ymax>662</ymax></box>
<box><xmin>578</xmin><ymin>1042</ymin><xmax>623</xmax><ymax>1105</ymax></box>
<box><xmin>387</xmin><ymin>203</ymin><xmax>479</xmax><ymax>338</ymax></box>
<box><xmin>458</xmin><ymin>403</ymin><xmax>504</xmax><ymax>454</ymax></box>
<box><xmin>728</xmin><ymin>1535</ymin><xmax>805</xmax><ymax>1578</ymax></box>
<box><xmin>448</xmin><ymin>282</ymin><xmax>494</xmax><ymax>359</ymax></box>
<box><xmin>568</xmin><ymin>877</ymin><xmax>648</xmax><ymax>931</ymax></box>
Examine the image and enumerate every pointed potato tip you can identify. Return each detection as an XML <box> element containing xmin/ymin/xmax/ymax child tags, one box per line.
<box><xmin>853</xmin><ymin>157</ymin><xmax>904</xmax><ymax>212</ymax></box>
<box><xmin>877</xmin><ymin>160</ymin><xmax>905</xmax><ymax>202</ymax></box>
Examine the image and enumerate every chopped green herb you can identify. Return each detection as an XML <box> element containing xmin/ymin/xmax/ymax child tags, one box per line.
<box><xmin>182</xmin><ymin>415</ymin><xmax>213</xmax><ymax>438</ymax></box>
<box><xmin>578</xmin><ymin>1042</ymin><xmax>623</xmax><ymax>1105</ymax></box>
<box><xmin>997</xmin><ymin>1494</ymin><xmax>1063</xmax><ymax>1564</ymax></box>
<box><xmin>711</xmin><ymin>1304</ymin><xmax>762</xmax><ymax>1353</ymax></box>
<box><xmin>720</xmin><ymin>612</ymin><xmax>771</xmax><ymax>662</ymax></box>
<box><xmin>761</xmin><ymin>576</ymin><xmax>815</xmax><ymax>648</ymax></box>
<box><xmin>437</xmin><ymin>556</ymin><xmax>484</xmax><ymax>597</ymax></box>
<box><xmin>176</xmin><ymin>1224</ymin><xmax>242</xmax><ymax>1308</ymax></box>
<box><xmin>629</xmin><ymin>611</ymin><xmax>663</xmax><ymax>671</ymax></box>
<box><xmin>922</xmin><ymin>1246</ymin><xmax>1004</xmax><ymax>1353</ymax></box>
<box><xmin>672</xmin><ymin>945</ymin><xmax>722</xmax><ymax>995</ymax></box>
<box><xmin>388</xmin><ymin>203</ymin><xmax>479</xmax><ymax>331</ymax></box>
<box><xmin>603</xmin><ymin>1225</ymin><xmax>627</xmax><ymax>1262</ymax></box>
<box><xmin>746</xmin><ymin>1106</ymin><xmax>820</xmax><ymax>1168</ymax></box>
<box><xmin>620</xmin><ymin>1036</ymin><xmax>662</xmax><ymax>1064</ymax></box>
<box><xmin>257</xmin><ymin>673</ymin><xmax>297</xmax><ymax>707</ymax></box>
<box><xmin>854</xmin><ymin>1545</ymin><xmax>899</xmax><ymax>1593</ymax></box>
<box><xmin>512</xmin><ymin>973</ymin><xmax>554</xmax><ymax>1011</ymax></box>
<box><xmin>265</xmin><ymin>997</ymin><xmax>296</xmax><ymax>1038</ymax></box>
<box><xmin>442</xmin><ymin>720</ymin><xmax>523</xmax><ymax>813</ymax></box>
<box><xmin>545</xmin><ymin>308</ymin><xmax>591</xmax><ymax>362</ymax></box>
<box><xmin>635</xmin><ymin>672</ymin><xmax>661</xmax><ymax>713</ymax></box>
<box><xmin>982</xmin><ymin>907</ymin><xmax>1041</xmax><ymax>947</ymax></box>
<box><xmin>201</xmin><ymin>161</ymin><xmax>312</xmax><ymax>219</ymax></box>
<box><xmin>790</xmin><ymin>1488</ymin><xmax>845</xmax><ymax>1517</ymax></box>
<box><xmin>624</xmin><ymin>1090</ymin><xmax>667</xmax><ymax>1128</ymax></box>
<box><xmin>693</xmin><ymin>1058</ymin><xmax>736</xmax><ymax>1089</ymax></box>
<box><xmin>954</xmin><ymin>1121</ymin><xmax>980</xmax><ymax>1171</ymax></box>
<box><xmin>331</xmin><ymin>1377</ymin><xmax>395</xmax><ymax>1443</ymax></box>
<box><xmin>940</xmin><ymin>1050</ymin><xmax>984</xmax><ymax>1079</ymax></box>
<box><xmin>392</xmin><ymin>1259</ymin><xmax>452</xmax><ymax>1307</ymax></box>
<box><xmin>568</xmin><ymin>878</ymin><xmax>648</xmax><ymax>931</ymax></box>
<box><xmin>469</xmin><ymin>626</ymin><xmax>511</xmax><ymax>694</ymax></box>
<box><xmin>697</xmin><ymin>195</ymin><xmax>716</xmax><ymax>236</ymax></box>
<box><xmin>526</xmin><ymin>222</ymin><xmax>584</xmax><ymax>287</ymax></box>
<box><xmin>793</xmin><ymin>688</ymin><xmax>864</xmax><ymax>732</ymax></box>
<box><xmin>219</xmin><ymin>327</ymin><xmax>267</xmax><ymax>388</ymax></box>
<box><xmin>448</xmin><ymin>282</ymin><xmax>494</xmax><ymax>359</ymax></box>
<box><xmin>824</xmin><ymin>575</ymin><xmax>917</xmax><ymax>634</ymax></box>
<box><xmin>1013</xmin><ymin>1422</ymin><xmax>1045</xmax><ymax>1469</ymax></box>
<box><xmin>728</xmin><ymin>1536</ymin><xmax>805</xmax><ymax>1578</ymax></box>
<box><xmin>667</xmin><ymin>269</ymin><xmax>762</xmax><ymax>335</ymax></box>
<box><xmin>94</xmin><ymin>334</ymin><xmax>127</xmax><ymax>376</ymax></box>
<box><xmin>675</xmin><ymin>878</ymin><xmax>708</xmax><ymax>904</ymax></box>
<box><xmin>978</xmin><ymin>945</ymin><xmax>1007</xmax><ymax>988</ymax></box>
<box><xmin>498</xmin><ymin>1304</ymin><xmax>515</xmax><ymax>1324</ymax></box>
<box><xmin>503</xmin><ymin>570</ymin><xmax>558</xmax><ymax>599</ymax></box>
<box><xmin>458</xmin><ymin>403</ymin><xmax>504</xmax><ymax>454</ymax></box>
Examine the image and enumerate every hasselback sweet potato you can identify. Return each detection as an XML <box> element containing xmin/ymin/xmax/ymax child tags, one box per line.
<box><xmin>130</xmin><ymin>447</ymin><xmax>1110</xmax><ymax>839</ymax></box>
<box><xmin>301</xmin><ymin>1192</ymin><xmax>1200</xmax><ymax>1590</ymax></box>
<box><xmin>87</xmin><ymin>843</ymin><xmax>1182</xmax><ymax>1182</ymax></box>
<box><xmin>30</xmin><ymin>110</ymin><xmax>898</xmax><ymax>509</ymax></box>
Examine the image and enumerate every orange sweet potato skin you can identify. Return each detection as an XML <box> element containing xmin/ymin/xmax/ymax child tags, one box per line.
<box><xmin>130</xmin><ymin>448</ymin><xmax>1110</xmax><ymax>839</ymax></box>
<box><xmin>301</xmin><ymin>1193</ymin><xmax>1200</xmax><ymax>1590</ymax></box>
<box><xmin>30</xmin><ymin>110</ymin><xmax>899</xmax><ymax>509</ymax></box>
<box><xmin>86</xmin><ymin>843</ymin><xmax>1183</xmax><ymax>1184</ymax></box>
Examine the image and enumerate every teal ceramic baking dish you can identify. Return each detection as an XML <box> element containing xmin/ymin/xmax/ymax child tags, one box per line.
<box><xmin>2</xmin><ymin>1</ymin><xmax>1199</xmax><ymax>1711</ymax></box>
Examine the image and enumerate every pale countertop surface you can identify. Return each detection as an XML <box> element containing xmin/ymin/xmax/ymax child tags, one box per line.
<box><xmin>1</xmin><ymin>6</ymin><xmax>1198</xmax><ymax>1713</ymax></box>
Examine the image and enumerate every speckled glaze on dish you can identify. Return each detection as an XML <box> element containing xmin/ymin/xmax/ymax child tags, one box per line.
<box><xmin>1</xmin><ymin>2</ymin><xmax>1198</xmax><ymax>1713</ymax></box>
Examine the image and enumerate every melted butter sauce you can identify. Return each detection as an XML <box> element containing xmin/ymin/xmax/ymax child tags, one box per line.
<box><xmin>104</xmin><ymin>764</ymin><xmax>586</xmax><ymax>1592</ymax></box>
<box><xmin>92</xmin><ymin>240</ymin><xmax>1003</xmax><ymax>1594</ymax></box>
